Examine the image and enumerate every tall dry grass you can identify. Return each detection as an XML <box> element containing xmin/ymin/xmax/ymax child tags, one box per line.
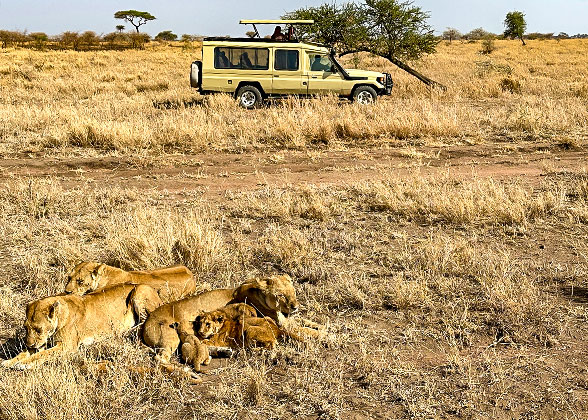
<box><xmin>1</xmin><ymin>40</ymin><xmax>587</xmax><ymax>155</ymax></box>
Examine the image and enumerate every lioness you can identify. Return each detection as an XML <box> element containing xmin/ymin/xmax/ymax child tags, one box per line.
<box><xmin>2</xmin><ymin>284</ymin><xmax>162</xmax><ymax>369</ymax></box>
<box><xmin>65</xmin><ymin>262</ymin><xmax>195</xmax><ymax>302</ymax></box>
<box><xmin>143</xmin><ymin>275</ymin><xmax>300</xmax><ymax>364</ymax></box>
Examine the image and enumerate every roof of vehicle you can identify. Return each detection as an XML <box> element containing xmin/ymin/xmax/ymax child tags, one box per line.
<box><xmin>239</xmin><ymin>20</ymin><xmax>314</xmax><ymax>25</ymax></box>
<box><xmin>202</xmin><ymin>38</ymin><xmax>330</xmax><ymax>51</ymax></box>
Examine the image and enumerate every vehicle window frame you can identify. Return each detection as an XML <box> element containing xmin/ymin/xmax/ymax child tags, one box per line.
<box><xmin>274</xmin><ymin>49</ymin><xmax>300</xmax><ymax>71</ymax></box>
<box><xmin>214</xmin><ymin>47</ymin><xmax>270</xmax><ymax>70</ymax></box>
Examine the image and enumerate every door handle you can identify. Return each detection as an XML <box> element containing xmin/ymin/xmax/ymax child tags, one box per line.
<box><xmin>311</xmin><ymin>76</ymin><xmax>318</xmax><ymax>79</ymax></box>
<box><xmin>274</xmin><ymin>75</ymin><xmax>280</xmax><ymax>77</ymax></box>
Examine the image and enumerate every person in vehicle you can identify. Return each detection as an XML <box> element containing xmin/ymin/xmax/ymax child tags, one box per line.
<box><xmin>310</xmin><ymin>55</ymin><xmax>333</xmax><ymax>72</ymax></box>
<box><xmin>215</xmin><ymin>50</ymin><xmax>230</xmax><ymax>68</ymax></box>
<box><xmin>240</xmin><ymin>52</ymin><xmax>253</xmax><ymax>69</ymax></box>
<box><xmin>271</xmin><ymin>26</ymin><xmax>286</xmax><ymax>41</ymax></box>
<box><xmin>287</xmin><ymin>26</ymin><xmax>295</xmax><ymax>41</ymax></box>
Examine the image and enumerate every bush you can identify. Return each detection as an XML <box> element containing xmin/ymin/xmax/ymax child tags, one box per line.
<box><xmin>500</xmin><ymin>78</ymin><xmax>522</xmax><ymax>94</ymax></box>
<box><xmin>103</xmin><ymin>32</ymin><xmax>129</xmax><ymax>47</ymax></box>
<box><xmin>480</xmin><ymin>37</ymin><xmax>497</xmax><ymax>54</ymax></box>
<box><xmin>58</xmin><ymin>31</ymin><xmax>81</xmax><ymax>50</ymax></box>
<box><xmin>155</xmin><ymin>31</ymin><xmax>178</xmax><ymax>42</ymax></box>
<box><xmin>0</xmin><ymin>30</ymin><xmax>27</xmax><ymax>48</ymax></box>
<box><xmin>129</xmin><ymin>32</ymin><xmax>150</xmax><ymax>49</ymax></box>
<box><xmin>465</xmin><ymin>28</ymin><xmax>496</xmax><ymax>41</ymax></box>
<box><xmin>79</xmin><ymin>31</ymin><xmax>99</xmax><ymax>49</ymax></box>
<box><xmin>29</xmin><ymin>32</ymin><xmax>48</xmax><ymax>49</ymax></box>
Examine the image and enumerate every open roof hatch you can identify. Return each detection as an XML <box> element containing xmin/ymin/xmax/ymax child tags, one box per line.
<box><xmin>239</xmin><ymin>19</ymin><xmax>314</xmax><ymax>38</ymax></box>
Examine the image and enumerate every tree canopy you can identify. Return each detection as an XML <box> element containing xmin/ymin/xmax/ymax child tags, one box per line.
<box><xmin>504</xmin><ymin>11</ymin><xmax>527</xmax><ymax>45</ymax></box>
<box><xmin>284</xmin><ymin>0</ymin><xmax>443</xmax><ymax>89</ymax></box>
<box><xmin>442</xmin><ymin>28</ymin><xmax>461</xmax><ymax>43</ymax></box>
<box><xmin>155</xmin><ymin>31</ymin><xmax>178</xmax><ymax>42</ymax></box>
<box><xmin>114</xmin><ymin>10</ymin><xmax>156</xmax><ymax>33</ymax></box>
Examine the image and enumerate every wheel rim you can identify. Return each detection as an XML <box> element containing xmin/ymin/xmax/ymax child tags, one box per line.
<box><xmin>240</xmin><ymin>91</ymin><xmax>256</xmax><ymax>108</ymax></box>
<box><xmin>356</xmin><ymin>91</ymin><xmax>374</xmax><ymax>105</ymax></box>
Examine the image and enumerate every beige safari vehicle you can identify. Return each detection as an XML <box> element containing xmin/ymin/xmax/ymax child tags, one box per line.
<box><xmin>190</xmin><ymin>20</ymin><xmax>393</xmax><ymax>108</ymax></box>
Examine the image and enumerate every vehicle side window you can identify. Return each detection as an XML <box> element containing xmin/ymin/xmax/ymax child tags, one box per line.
<box><xmin>309</xmin><ymin>54</ymin><xmax>333</xmax><ymax>72</ymax></box>
<box><xmin>214</xmin><ymin>47</ymin><xmax>269</xmax><ymax>70</ymax></box>
<box><xmin>275</xmin><ymin>50</ymin><xmax>299</xmax><ymax>71</ymax></box>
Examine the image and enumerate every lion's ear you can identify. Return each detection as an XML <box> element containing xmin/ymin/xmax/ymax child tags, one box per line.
<box><xmin>91</xmin><ymin>264</ymin><xmax>107</xmax><ymax>279</ymax></box>
<box><xmin>232</xmin><ymin>278</ymin><xmax>261</xmax><ymax>299</ymax></box>
<box><xmin>48</xmin><ymin>301</ymin><xmax>60</xmax><ymax>320</ymax></box>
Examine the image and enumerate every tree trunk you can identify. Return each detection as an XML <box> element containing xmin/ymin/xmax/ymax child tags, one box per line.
<box><xmin>520</xmin><ymin>36</ymin><xmax>526</xmax><ymax>46</ymax></box>
<box><xmin>385</xmin><ymin>56</ymin><xmax>447</xmax><ymax>91</ymax></box>
<box><xmin>339</xmin><ymin>50</ymin><xmax>447</xmax><ymax>91</ymax></box>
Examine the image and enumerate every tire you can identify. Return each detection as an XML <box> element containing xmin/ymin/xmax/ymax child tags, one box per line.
<box><xmin>352</xmin><ymin>86</ymin><xmax>378</xmax><ymax>105</ymax></box>
<box><xmin>236</xmin><ymin>85</ymin><xmax>263</xmax><ymax>109</ymax></box>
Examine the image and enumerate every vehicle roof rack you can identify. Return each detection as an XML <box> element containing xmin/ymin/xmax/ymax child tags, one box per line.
<box><xmin>239</xmin><ymin>20</ymin><xmax>314</xmax><ymax>25</ymax></box>
<box><xmin>239</xmin><ymin>19</ymin><xmax>314</xmax><ymax>39</ymax></box>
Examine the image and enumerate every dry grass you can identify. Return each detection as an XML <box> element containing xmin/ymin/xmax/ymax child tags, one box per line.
<box><xmin>1</xmin><ymin>40</ymin><xmax>587</xmax><ymax>419</ymax></box>
<box><xmin>1</xmin><ymin>40</ymin><xmax>587</xmax><ymax>156</ymax></box>
<box><xmin>0</xmin><ymin>172</ymin><xmax>586</xmax><ymax>418</ymax></box>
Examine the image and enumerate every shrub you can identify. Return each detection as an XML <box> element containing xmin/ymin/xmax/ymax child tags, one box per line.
<box><xmin>129</xmin><ymin>32</ymin><xmax>150</xmax><ymax>49</ymax></box>
<box><xmin>29</xmin><ymin>32</ymin><xmax>48</xmax><ymax>49</ymax></box>
<box><xmin>500</xmin><ymin>78</ymin><xmax>522</xmax><ymax>94</ymax></box>
<box><xmin>79</xmin><ymin>31</ymin><xmax>100</xmax><ymax>49</ymax></box>
<box><xmin>58</xmin><ymin>31</ymin><xmax>81</xmax><ymax>50</ymax></box>
<box><xmin>155</xmin><ymin>31</ymin><xmax>178</xmax><ymax>42</ymax></box>
<box><xmin>480</xmin><ymin>37</ymin><xmax>497</xmax><ymax>54</ymax></box>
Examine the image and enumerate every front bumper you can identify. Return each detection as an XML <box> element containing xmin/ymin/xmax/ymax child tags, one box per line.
<box><xmin>383</xmin><ymin>73</ymin><xmax>393</xmax><ymax>95</ymax></box>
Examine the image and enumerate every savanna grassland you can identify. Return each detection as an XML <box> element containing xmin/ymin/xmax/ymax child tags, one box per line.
<box><xmin>0</xmin><ymin>39</ymin><xmax>587</xmax><ymax>420</ymax></box>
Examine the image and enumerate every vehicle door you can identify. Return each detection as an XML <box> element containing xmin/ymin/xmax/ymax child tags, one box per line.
<box><xmin>306</xmin><ymin>53</ymin><xmax>343</xmax><ymax>95</ymax></box>
<box><xmin>272</xmin><ymin>48</ymin><xmax>305</xmax><ymax>95</ymax></box>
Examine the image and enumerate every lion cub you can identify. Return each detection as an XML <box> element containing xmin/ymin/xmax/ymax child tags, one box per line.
<box><xmin>177</xmin><ymin>332</ymin><xmax>211</xmax><ymax>372</ymax></box>
<box><xmin>65</xmin><ymin>262</ymin><xmax>195</xmax><ymax>302</ymax></box>
<box><xmin>197</xmin><ymin>303</ymin><xmax>283</xmax><ymax>350</ymax></box>
<box><xmin>2</xmin><ymin>284</ymin><xmax>163</xmax><ymax>369</ymax></box>
<box><xmin>177</xmin><ymin>303</ymin><xmax>281</xmax><ymax>371</ymax></box>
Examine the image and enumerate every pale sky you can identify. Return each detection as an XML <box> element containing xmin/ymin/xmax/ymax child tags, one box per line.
<box><xmin>0</xmin><ymin>1</ymin><xmax>586</xmax><ymax>37</ymax></box>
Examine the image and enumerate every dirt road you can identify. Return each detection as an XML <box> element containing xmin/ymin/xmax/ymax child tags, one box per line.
<box><xmin>1</xmin><ymin>142</ymin><xmax>585</xmax><ymax>200</ymax></box>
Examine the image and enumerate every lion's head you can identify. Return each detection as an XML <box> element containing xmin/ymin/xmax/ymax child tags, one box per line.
<box><xmin>24</xmin><ymin>298</ymin><xmax>65</xmax><ymax>349</ymax></box>
<box><xmin>64</xmin><ymin>262</ymin><xmax>106</xmax><ymax>295</ymax></box>
<box><xmin>195</xmin><ymin>311</ymin><xmax>225</xmax><ymax>339</ymax></box>
<box><xmin>195</xmin><ymin>303</ymin><xmax>257</xmax><ymax>339</ymax></box>
<box><xmin>232</xmin><ymin>274</ymin><xmax>299</xmax><ymax>326</ymax></box>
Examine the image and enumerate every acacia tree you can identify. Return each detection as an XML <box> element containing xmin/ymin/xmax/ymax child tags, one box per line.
<box><xmin>284</xmin><ymin>0</ymin><xmax>444</xmax><ymax>89</ymax></box>
<box><xmin>465</xmin><ymin>27</ymin><xmax>493</xmax><ymax>41</ymax></box>
<box><xmin>442</xmin><ymin>28</ymin><xmax>461</xmax><ymax>43</ymax></box>
<box><xmin>504</xmin><ymin>11</ymin><xmax>527</xmax><ymax>45</ymax></box>
<box><xmin>116</xmin><ymin>25</ymin><xmax>125</xmax><ymax>33</ymax></box>
<box><xmin>114</xmin><ymin>10</ymin><xmax>156</xmax><ymax>33</ymax></box>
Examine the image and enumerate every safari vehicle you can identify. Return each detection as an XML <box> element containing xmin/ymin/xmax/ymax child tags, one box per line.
<box><xmin>190</xmin><ymin>20</ymin><xmax>393</xmax><ymax>108</ymax></box>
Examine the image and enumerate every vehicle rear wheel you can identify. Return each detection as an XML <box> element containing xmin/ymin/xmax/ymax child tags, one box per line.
<box><xmin>353</xmin><ymin>86</ymin><xmax>377</xmax><ymax>105</ymax></box>
<box><xmin>236</xmin><ymin>85</ymin><xmax>263</xmax><ymax>109</ymax></box>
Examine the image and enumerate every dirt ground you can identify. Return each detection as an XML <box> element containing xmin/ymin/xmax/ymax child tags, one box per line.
<box><xmin>2</xmin><ymin>141</ymin><xmax>585</xmax><ymax>198</ymax></box>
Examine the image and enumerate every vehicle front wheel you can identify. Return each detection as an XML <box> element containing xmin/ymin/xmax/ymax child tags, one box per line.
<box><xmin>352</xmin><ymin>86</ymin><xmax>378</xmax><ymax>105</ymax></box>
<box><xmin>236</xmin><ymin>86</ymin><xmax>263</xmax><ymax>109</ymax></box>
